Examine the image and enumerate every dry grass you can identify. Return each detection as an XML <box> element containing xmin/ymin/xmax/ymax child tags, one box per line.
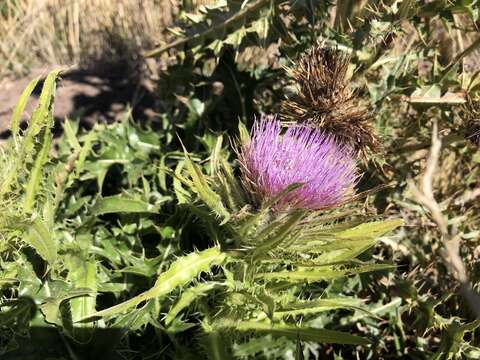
<box><xmin>0</xmin><ymin>0</ymin><xmax>179</xmax><ymax>79</ymax></box>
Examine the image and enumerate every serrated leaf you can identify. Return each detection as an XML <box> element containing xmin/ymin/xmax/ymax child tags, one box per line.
<box><xmin>0</xmin><ymin>70</ymin><xmax>60</xmax><ymax>198</ymax></box>
<box><xmin>41</xmin><ymin>288</ymin><xmax>93</xmax><ymax>326</ymax></box>
<box><xmin>238</xmin><ymin>121</ymin><xmax>250</xmax><ymax>145</ymax></box>
<box><xmin>183</xmin><ymin>149</ymin><xmax>231</xmax><ymax>222</ymax></box>
<box><xmin>252</xmin><ymin>210</ymin><xmax>304</xmax><ymax>258</ymax></box>
<box><xmin>63</xmin><ymin>118</ymin><xmax>81</xmax><ymax>152</ymax></box>
<box><xmin>216</xmin><ymin>320</ymin><xmax>369</xmax><ymax>345</ymax></box>
<box><xmin>334</xmin><ymin>219</ymin><xmax>404</xmax><ymax>239</ymax></box>
<box><xmin>24</xmin><ymin>218</ymin><xmax>57</xmax><ymax>265</ymax></box>
<box><xmin>77</xmin><ymin>130</ymin><xmax>97</xmax><ymax>176</ymax></box>
<box><xmin>255</xmin><ymin>263</ymin><xmax>394</xmax><ymax>283</ymax></box>
<box><xmin>23</xmin><ymin>128</ymin><xmax>53</xmax><ymax>213</ymax></box>
<box><xmin>165</xmin><ymin>282</ymin><xmax>222</xmax><ymax>326</ymax></box>
<box><xmin>80</xmin><ymin>247</ymin><xmax>227</xmax><ymax>320</ymax></box>
<box><xmin>92</xmin><ymin>195</ymin><xmax>160</xmax><ymax>215</ymax></box>
<box><xmin>272</xmin><ymin>298</ymin><xmax>369</xmax><ymax>320</ymax></box>
<box><xmin>66</xmin><ymin>258</ymin><xmax>97</xmax><ymax>343</ymax></box>
<box><xmin>10</xmin><ymin>76</ymin><xmax>40</xmax><ymax>144</ymax></box>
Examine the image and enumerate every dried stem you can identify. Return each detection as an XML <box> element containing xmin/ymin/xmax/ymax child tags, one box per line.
<box><xmin>410</xmin><ymin>120</ymin><xmax>480</xmax><ymax>318</ymax></box>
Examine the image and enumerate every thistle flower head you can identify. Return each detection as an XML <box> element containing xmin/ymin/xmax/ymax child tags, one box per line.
<box><xmin>238</xmin><ymin>116</ymin><xmax>358</xmax><ymax>211</ymax></box>
<box><xmin>281</xmin><ymin>45</ymin><xmax>380</xmax><ymax>157</ymax></box>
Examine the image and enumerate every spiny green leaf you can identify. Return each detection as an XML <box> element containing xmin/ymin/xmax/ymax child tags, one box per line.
<box><xmin>334</xmin><ymin>219</ymin><xmax>404</xmax><ymax>239</ymax></box>
<box><xmin>210</xmin><ymin>135</ymin><xmax>223</xmax><ymax>176</ymax></box>
<box><xmin>67</xmin><ymin>258</ymin><xmax>97</xmax><ymax>322</ymax></box>
<box><xmin>219</xmin><ymin>157</ymin><xmax>246</xmax><ymax>208</ymax></box>
<box><xmin>77</xmin><ymin>130</ymin><xmax>97</xmax><ymax>176</ymax></box>
<box><xmin>21</xmin><ymin>70</ymin><xmax>60</xmax><ymax>159</ymax></box>
<box><xmin>63</xmin><ymin>118</ymin><xmax>81</xmax><ymax>152</ymax></box>
<box><xmin>215</xmin><ymin>320</ymin><xmax>369</xmax><ymax>345</ymax></box>
<box><xmin>81</xmin><ymin>247</ymin><xmax>227</xmax><ymax>320</ymax></box>
<box><xmin>272</xmin><ymin>298</ymin><xmax>372</xmax><ymax>320</ymax></box>
<box><xmin>92</xmin><ymin>195</ymin><xmax>160</xmax><ymax>215</ymax></box>
<box><xmin>238</xmin><ymin>183</ymin><xmax>303</xmax><ymax>237</ymax></box>
<box><xmin>184</xmin><ymin>149</ymin><xmax>231</xmax><ymax>222</ymax></box>
<box><xmin>255</xmin><ymin>263</ymin><xmax>394</xmax><ymax>283</ymax></box>
<box><xmin>23</xmin><ymin>218</ymin><xmax>57</xmax><ymax>265</ymax></box>
<box><xmin>238</xmin><ymin>121</ymin><xmax>250</xmax><ymax>145</ymax></box>
<box><xmin>0</xmin><ymin>70</ymin><xmax>60</xmax><ymax>198</ymax></box>
<box><xmin>10</xmin><ymin>76</ymin><xmax>40</xmax><ymax>144</ymax></box>
<box><xmin>67</xmin><ymin>259</ymin><xmax>97</xmax><ymax>343</ymax></box>
<box><xmin>252</xmin><ymin>210</ymin><xmax>304</xmax><ymax>258</ymax></box>
<box><xmin>41</xmin><ymin>288</ymin><xmax>93</xmax><ymax>327</ymax></box>
<box><xmin>292</xmin><ymin>219</ymin><xmax>404</xmax><ymax>262</ymax></box>
<box><xmin>165</xmin><ymin>282</ymin><xmax>222</xmax><ymax>326</ymax></box>
<box><xmin>23</xmin><ymin>128</ymin><xmax>53</xmax><ymax>213</ymax></box>
<box><xmin>312</xmin><ymin>239</ymin><xmax>379</xmax><ymax>264</ymax></box>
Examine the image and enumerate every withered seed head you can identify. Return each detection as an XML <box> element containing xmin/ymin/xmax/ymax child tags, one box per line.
<box><xmin>463</xmin><ymin>97</ymin><xmax>480</xmax><ymax>146</ymax></box>
<box><xmin>281</xmin><ymin>45</ymin><xmax>380</xmax><ymax>158</ymax></box>
<box><xmin>467</xmin><ymin>120</ymin><xmax>480</xmax><ymax>146</ymax></box>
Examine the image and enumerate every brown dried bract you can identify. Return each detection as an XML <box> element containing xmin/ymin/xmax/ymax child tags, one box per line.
<box><xmin>463</xmin><ymin>97</ymin><xmax>480</xmax><ymax>146</ymax></box>
<box><xmin>281</xmin><ymin>45</ymin><xmax>380</xmax><ymax>158</ymax></box>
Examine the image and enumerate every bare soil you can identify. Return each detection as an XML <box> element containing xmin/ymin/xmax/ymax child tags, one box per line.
<box><xmin>0</xmin><ymin>65</ymin><xmax>157</xmax><ymax>138</ymax></box>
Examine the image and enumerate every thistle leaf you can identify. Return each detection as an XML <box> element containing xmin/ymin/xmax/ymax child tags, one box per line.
<box><xmin>80</xmin><ymin>247</ymin><xmax>227</xmax><ymax>320</ymax></box>
<box><xmin>210</xmin><ymin>135</ymin><xmax>223</xmax><ymax>176</ymax></box>
<box><xmin>215</xmin><ymin>320</ymin><xmax>369</xmax><ymax>345</ymax></box>
<box><xmin>10</xmin><ymin>76</ymin><xmax>40</xmax><ymax>144</ymax></box>
<box><xmin>273</xmin><ymin>298</ymin><xmax>372</xmax><ymax>320</ymax></box>
<box><xmin>63</xmin><ymin>118</ymin><xmax>82</xmax><ymax>152</ymax></box>
<box><xmin>165</xmin><ymin>282</ymin><xmax>223</xmax><ymax>326</ymax></box>
<box><xmin>66</xmin><ymin>258</ymin><xmax>97</xmax><ymax>342</ymax></box>
<box><xmin>334</xmin><ymin>219</ymin><xmax>404</xmax><ymax>239</ymax></box>
<box><xmin>92</xmin><ymin>195</ymin><xmax>160</xmax><ymax>215</ymax></box>
<box><xmin>238</xmin><ymin>121</ymin><xmax>250</xmax><ymax>145</ymax></box>
<box><xmin>255</xmin><ymin>263</ymin><xmax>394</xmax><ymax>283</ymax></box>
<box><xmin>292</xmin><ymin>219</ymin><xmax>404</xmax><ymax>263</ymax></box>
<box><xmin>183</xmin><ymin>149</ymin><xmax>231</xmax><ymax>222</ymax></box>
<box><xmin>251</xmin><ymin>210</ymin><xmax>304</xmax><ymax>258</ymax></box>
<box><xmin>23</xmin><ymin>128</ymin><xmax>53</xmax><ymax>213</ymax></box>
<box><xmin>24</xmin><ymin>218</ymin><xmax>57</xmax><ymax>265</ymax></box>
<box><xmin>237</xmin><ymin>183</ymin><xmax>303</xmax><ymax>237</ymax></box>
<box><xmin>0</xmin><ymin>70</ymin><xmax>60</xmax><ymax>198</ymax></box>
<box><xmin>41</xmin><ymin>288</ymin><xmax>93</xmax><ymax>327</ymax></box>
<box><xmin>21</xmin><ymin>70</ymin><xmax>60</xmax><ymax>160</ymax></box>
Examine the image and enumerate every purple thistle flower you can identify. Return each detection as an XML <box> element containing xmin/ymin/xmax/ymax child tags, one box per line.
<box><xmin>238</xmin><ymin>116</ymin><xmax>358</xmax><ymax>211</ymax></box>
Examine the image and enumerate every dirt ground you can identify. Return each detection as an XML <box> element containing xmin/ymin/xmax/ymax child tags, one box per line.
<box><xmin>0</xmin><ymin>65</ymin><xmax>157</xmax><ymax>138</ymax></box>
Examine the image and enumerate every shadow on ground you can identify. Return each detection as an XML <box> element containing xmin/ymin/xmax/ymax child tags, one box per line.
<box><xmin>0</xmin><ymin>63</ymin><xmax>157</xmax><ymax>139</ymax></box>
<box><xmin>3</xmin><ymin>326</ymin><xmax>125</xmax><ymax>360</ymax></box>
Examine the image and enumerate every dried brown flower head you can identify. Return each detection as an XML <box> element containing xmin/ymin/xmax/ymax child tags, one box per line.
<box><xmin>281</xmin><ymin>45</ymin><xmax>380</xmax><ymax>157</ymax></box>
<box><xmin>463</xmin><ymin>98</ymin><xmax>480</xmax><ymax>146</ymax></box>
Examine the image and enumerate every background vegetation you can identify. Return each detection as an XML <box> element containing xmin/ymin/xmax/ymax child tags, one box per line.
<box><xmin>1</xmin><ymin>0</ymin><xmax>480</xmax><ymax>359</ymax></box>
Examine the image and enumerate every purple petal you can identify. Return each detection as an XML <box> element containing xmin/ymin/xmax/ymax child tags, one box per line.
<box><xmin>239</xmin><ymin>115</ymin><xmax>358</xmax><ymax>211</ymax></box>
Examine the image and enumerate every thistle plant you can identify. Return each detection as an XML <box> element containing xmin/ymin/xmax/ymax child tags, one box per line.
<box><xmin>82</xmin><ymin>116</ymin><xmax>402</xmax><ymax>358</ymax></box>
<box><xmin>0</xmin><ymin>71</ymin><xmax>60</xmax><ymax>262</ymax></box>
<box><xmin>0</xmin><ymin>68</ymin><xmax>401</xmax><ymax>357</ymax></box>
<box><xmin>0</xmin><ymin>69</ymin><xmax>401</xmax><ymax>357</ymax></box>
